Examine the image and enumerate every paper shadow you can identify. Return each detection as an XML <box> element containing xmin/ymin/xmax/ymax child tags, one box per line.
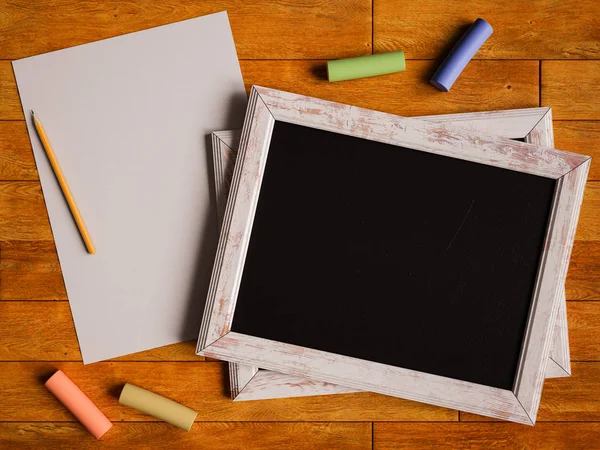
<box><xmin>225</xmin><ymin>92</ymin><xmax>249</xmax><ymax>129</ymax></box>
<box><xmin>179</xmin><ymin>92</ymin><xmax>249</xmax><ymax>346</ymax></box>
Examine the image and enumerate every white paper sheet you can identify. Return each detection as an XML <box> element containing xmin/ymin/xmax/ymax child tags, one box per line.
<box><xmin>13</xmin><ymin>11</ymin><xmax>247</xmax><ymax>363</ymax></box>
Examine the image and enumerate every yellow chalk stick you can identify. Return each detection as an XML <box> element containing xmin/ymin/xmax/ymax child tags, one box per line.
<box><xmin>119</xmin><ymin>383</ymin><xmax>198</xmax><ymax>431</ymax></box>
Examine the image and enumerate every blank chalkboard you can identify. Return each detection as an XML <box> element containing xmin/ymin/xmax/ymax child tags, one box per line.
<box><xmin>231</xmin><ymin>121</ymin><xmax>556</xmax><ymax>391</ymax></box>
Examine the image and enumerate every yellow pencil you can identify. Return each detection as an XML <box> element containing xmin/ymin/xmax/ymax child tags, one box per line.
<box><xmin>31</xmin><ymin>111</ymin><xmax>96</xmax><ymax>254</ymax></box>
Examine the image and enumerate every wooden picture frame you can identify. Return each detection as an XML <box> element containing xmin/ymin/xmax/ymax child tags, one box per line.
<box><xmin>211</xmin><ymin>106</ymin><xmax>571</xmax><ymax>402</ymax></box>
<box><xmin>198</xmin><ymin>87</ymin><xmax>590</xmax><ymax>424</ymax></box>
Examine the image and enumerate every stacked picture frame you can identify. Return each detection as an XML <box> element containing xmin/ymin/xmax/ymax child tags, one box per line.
<box><xmin>198</xmin><ymin>87</ymin><xmax>590</xmax><ymax>425</ymax></box>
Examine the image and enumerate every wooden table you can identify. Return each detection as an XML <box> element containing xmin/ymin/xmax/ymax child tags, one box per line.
<box><xmin>1</xmin><ymin>2</ymin><xmax>599</xmax><ymax>448</ymax></box>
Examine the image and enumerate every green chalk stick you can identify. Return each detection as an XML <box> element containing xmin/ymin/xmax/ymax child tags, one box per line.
<box><xmin>327</xmin><ymin>51</ymin><xmax>405</xmax><ymax>82</ymax></box>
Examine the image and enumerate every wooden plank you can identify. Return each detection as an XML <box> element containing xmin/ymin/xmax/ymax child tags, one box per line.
<box><xmin>12</xmin><ymin>74</ymin><xmax>598</xmax><ymax>184</ymax></box>
<box><xmin>0</xmin><ymin>122</ymin><xmax>38</xmax><ymax>181</ymax></box>
<box><xmin>0</xmin><ymin>182</ymin><xmax>51</xmax><ymax>241</ymax></box>
<box><xmin>555</xmin><ymin>122</ymin><xmax>600</xmax><ymax>182</ymax></box>
<box><xmin>373</xmin><ymin>0</ymin><xmax>600</xmax><ymax>59</ymax></box>
<box><xmin>568</xmin><ymin>302</ymin><xmax>600</xmax><ymax>361</ymax></box>
<box><xmin>576</xmin><ymin>182</ymin><xmax>599</xmax><ymax>241</ymax></box>
<box><xmin>0</xmin><ymin>302</ymin><xmax>202</xmax><ymax>362</ymax></box>
<box><xmin>0</xmin><ymin>62</ymin><xmax>22</xmax><ymax>120</ymax></box>
<box><xmin>0</xmin><ymin>241</ymin><xmax>65</xmax><ymax>300</ymax></box>
<box><xmin>0</xmin><ymin>362</ymin><xmax>456</xmax><ymax>422</ymax></box>
<box><xmin>0</xmin><ymin>121</ymin><xmax>39</xmax><ymax>182</ymax></box>
<box><xmin>542</xmin><ymin>61</ymin><xmax>600</xmax><ymax>120</ymax></box>
<box><xmin>3</xmin><ymin>301</ymin><xmax>598</xmax><ymax>363</ymax></box>
<box><xmin>374</xmin><ymin>422</ymin><xmax>600</xmax><ymax>450</ymax></box>
<box><xmin>0</xmin><ymin>59</ymin><xmax>539</xmax><ymax>121</ymax></box>
<box><xmin>0</xmin><ymin>422</ymin><xmax>371</xmax><ymax>449</ymax></box>
<box><xmin>1</xmin><ymin>166</ymin><xmax>593</xmax><ymax>234</ymax></box>
<box><xmin>0</xmin><ymin>0</ymin><xmax>370</xmax><ymax>60</ymax></box>
<box><xmin>567</xmin><ymin>241</ymin><xmax>600</xmax><ymax>300</ymax></box>
<box><xmin>240</xmin><ymin>60</ymin><xmax>538</xmax><ymax>116</ymax></box>
<box><xmin>460</xmin><ymin>363</ymin><xmax>600</xmax><ymax>421</ymax></box>
<box><xmin>1</xmin><ymin>235</ymin><xmax>596</xmax><ymax>305</ymax></box>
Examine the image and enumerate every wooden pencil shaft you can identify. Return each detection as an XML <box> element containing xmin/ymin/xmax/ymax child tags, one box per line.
<box><xmin>32</xmin><ymin>112</ymin><xmax>95</xmax><ymax>254</ymax></box>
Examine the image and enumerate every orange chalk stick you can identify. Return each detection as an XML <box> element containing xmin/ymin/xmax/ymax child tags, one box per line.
<box><xmin>45</xmin><ymin>370</ymin><xmax>112</xmax><ymax>439</ymax></box>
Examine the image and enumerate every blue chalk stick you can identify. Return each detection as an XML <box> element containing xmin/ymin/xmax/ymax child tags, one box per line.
<box><xmin>430</xmin><ymin>18</ymin><xmax>493</xmax><ymax>92</ymax></box>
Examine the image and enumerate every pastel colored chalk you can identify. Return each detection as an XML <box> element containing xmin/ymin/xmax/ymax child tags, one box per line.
<box><xmin>119</xmin><ymin>383</ymin><xmax>198</xmax><ymax>431</ymax></box>
<box><xmin>327</xmin><ymin>51</ymin><xmax>405</xmax><ymax>82</ymax></box>
<box><xmin>430</xmin><ymin>18</ymin><xmax>493</xmax><ymax>92</ymax></box>
<box><xmin>45</xmin><ymin>370</ymin><xmax>112</xmax><ymax>439</ymax></box>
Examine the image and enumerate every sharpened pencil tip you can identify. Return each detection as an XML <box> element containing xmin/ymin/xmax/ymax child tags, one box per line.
<box><xmin>30</xmin><ymin>110</ymin><xmax>35</xmax><ymax>116</ymax></box>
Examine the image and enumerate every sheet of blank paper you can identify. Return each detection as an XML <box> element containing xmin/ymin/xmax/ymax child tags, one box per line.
<box><xmin>12</xmin><ymin>12</ymin><xmax>247</xmax><ymax>363</ymax></box>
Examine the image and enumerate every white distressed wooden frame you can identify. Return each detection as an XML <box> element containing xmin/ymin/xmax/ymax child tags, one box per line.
<box><xmin>198</xmin><ymin>87</ymin><xmax>590</xmax><ymax>424</ymax></box>
<box><xmin>211</xmin><ymin>107</ymin><xmax>571</xmax><ymax>401</ymax></box>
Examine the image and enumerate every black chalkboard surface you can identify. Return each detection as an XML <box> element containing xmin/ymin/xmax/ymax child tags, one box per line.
<box><xmin>231</xmin><ymin>121</ymin><xmax>556</xmax><ymax>391</ymax></box>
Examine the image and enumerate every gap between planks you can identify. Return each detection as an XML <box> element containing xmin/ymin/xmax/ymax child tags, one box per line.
<box><xmin>2</xmin><ymin>59</ymin><xmax>600</xmax><ymax>62</ymax></box>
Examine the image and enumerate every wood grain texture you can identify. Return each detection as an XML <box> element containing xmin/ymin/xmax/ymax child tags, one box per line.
<box><xmin>567</xmin><ymin>241</ymin><xmax>600</xmax><ymax>300</ymax></box>
<box><xmin>0</xmin><ymin>63</ymin><xmax>22</xmax><ymax>120</ymax></box>
<box><xmin>0</xmin><ymin>220</ymin><xmax>595</xmax><ymax>305</ymax></box>
<box><xmin>0</xmin><ymin>422</ymin><xmax>371</xmax><ymax>449</ymax></box>
<box><xmin>373</xmin><ymin>0</ymin><xmax>600</xmax><ymax>59</ymax></box>
<box><xmin>374</xmin><ymin>422</ymin><xmax>600</xmax><ymax>450</ymax></box>
<box><xmin>0</xmin><ymin>59</ymin><xmax>538</xmax><ymax>121</ymax></box>
<box><xmin>0</xmin><ymin>362</ymin><xmax>456</xmax><ymax>422</ymax></box>
<box><xmin>542</xmin><ymin>61</ymin><xmax>600</xmax><ymax>120</ymax></box>
<box><xmin>0</xmin><ymin>122</ymin><xmax>38</xmax><ymax>181</ymax></box>
<box><xmin>461</xmin><ymin>363</ymin><xmax>600</xmax><ymax>422</ymax></box>
<box><xmin>4</xmin><ymin>301</ymin><xmax>597</xmax><ymax>364</ymax></box>
<box><xmin>554</xmin><ymin>121</ymin><xmax>600</xmax><ymax>181</ymax></box>
<box><xmin>0</xmin><ymin>241</ymin><xmax>65</xmax><ymax>300</ymax></box>
<box><xmin>0</xmin><ymin>0</ymin><xmax>371</xmax><ymax>60</ymax></box>
<box><xmin>576</xmin><ymin>182</ymin><xmax>600</xmax><ymax>241</ymax></box>
<box><xmin>0</xmin><ymin>62</ymin><xmax>22</xmax><ymax>120</ymax></box>
<box><xmin>568</xmin><ymin>302</ymin><xmax>600</xmax><ymax>361</ymax></box>
<box><xmin>0</xmin><ymin>0</ymin><xmax>598</xmax><ymax>446</ymax></box>
<box><xmin>0</xmin><ymin>302</ymin><xmax>202</xmax><ymax>362</ymax></box>
<box><xmin>0</xmin><ymin>182</ymin><xmax>51</xmax><ymax>241</ymax></box>
<box><xmin>8</xmin><ymin>252</ymin><xmax>594</xmax><ymax>328</ymax></box>
<box><xmin>0</xmin><ymin>181</ymin><xmax>584</xmax><ymax>250</ymax></box>
<box><xmin>0</xmin><ymin>250</ymin><xmax>577</xmax><ymax>315</ymax></box>
<box><xmin>240</xmin><ymin>60</ymin><xmax>538</xmax><ymax>116</ymax></box>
